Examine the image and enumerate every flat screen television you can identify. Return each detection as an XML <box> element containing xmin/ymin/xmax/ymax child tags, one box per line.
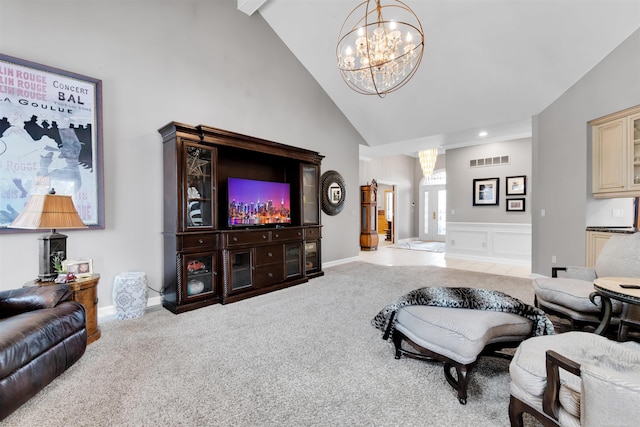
<box><xmin>227</xmin><ymin>177</ymin><xmax>291</xmax><ymax>227</ymax></box>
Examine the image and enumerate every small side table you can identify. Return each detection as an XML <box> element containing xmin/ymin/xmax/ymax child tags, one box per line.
<box><xmin>591</xmin><ymin>277</ymin><xmax>640</xmax><ymax>336</ymax></box>
<box><xmin>26</xmin><ymin>274</ymin><xmax>101</xmax><ymax>344</ymax></box>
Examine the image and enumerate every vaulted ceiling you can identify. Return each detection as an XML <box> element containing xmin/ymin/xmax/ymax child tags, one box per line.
<box><xmin>239</xmin><ymin>0</ymin><xmax>640</xmax><ymax>158</ymax></box>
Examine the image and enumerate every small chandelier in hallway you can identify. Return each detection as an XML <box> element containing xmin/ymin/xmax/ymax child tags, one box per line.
<box><xmin>419</xmin><ymin>148</ymin><xmax>438</xmax><ymax>177</ymax></box>
<box><xmin>336</xmin><ymin>0</ymin><xmax>425</xmax><ymax>97</ymax></box>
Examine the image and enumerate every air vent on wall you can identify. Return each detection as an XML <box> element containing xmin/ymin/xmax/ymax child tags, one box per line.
<box><xmin>469</xmin><ymin>155</ymin><xmax>510</xmax><ymax>168</ymax></box>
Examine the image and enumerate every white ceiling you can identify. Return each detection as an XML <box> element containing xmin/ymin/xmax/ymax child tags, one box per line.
<box><xmin>240</xmin><ymin>0</ymin><xmax>640</xmax><ymax>158</ymax></box>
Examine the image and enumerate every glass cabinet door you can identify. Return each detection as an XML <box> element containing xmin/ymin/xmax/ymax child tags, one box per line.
<box><xmin>305</xmin><ymin>241</ymin><xmax>318</xmax><ymax>273</ymax></box>
<box><xmin>285</xmin><ymin>243</ymin><xmax>302</xmax><ymax>278</ymax></box>
<box><xmin>632</xmin><ymin>114</ymin><xmax>640</xmax><ymax>187</ymax></box>
<box><xmin>230</xmin><ymin>250</ymin><xmax>253</xmax><ymax>291</ymax></box>
<box><xmin>184</xmin><ymin>143</ymin><xmax>215</xmax><ymax>229</ymax></box>
<box><xmin>302</xmin><ymin>164</ymin><xmax>319</xmax><ymax>224</ymax></box>
<box><xmin>184</xmin><ymin>253</ymin><xmax>216</xmax><ymax>299</ymax></box>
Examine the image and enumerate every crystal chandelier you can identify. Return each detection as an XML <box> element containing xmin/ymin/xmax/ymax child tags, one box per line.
<box><xmin>419</xmin><ymin>148</ymin><xmax>438</xmax><ymax>177</ymax></box>
<box><xmin>336</xmin><ymin>0</ymin><xmax>424</xmax><ymax>97</ymax></box>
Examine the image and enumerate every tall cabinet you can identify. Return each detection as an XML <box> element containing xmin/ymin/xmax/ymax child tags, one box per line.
<box><xmin>360</xmin><ymin>180</ymin><xmax>379</xmax><ymax>251</ymax></box>
<box><xmin>160</xmin><ymin>122</ymin><xmax>324</xmax><ymax>313</ymax></box>
<box><xmin>591</xmin><ymin>104</ymin><xmax>640</xmax><ymax>198</ymax></box>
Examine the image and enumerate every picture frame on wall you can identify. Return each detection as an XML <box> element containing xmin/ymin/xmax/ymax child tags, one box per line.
<box><xmin>506</xmin><ymin>198</ymin><xmax>526</xmax><ymax>212</ymax></box>
<box><xmin>473</xmin><ymin>177</ymin><xmax>499</xmax><ymax>206</ymax></box>
<box><xmin>0</xmin><ymin>53</ymin><xmax>104</xmax><ymax>232</ymax></box>
<box><xmin>506</xmin><ymin>175</ymin><xmax>526</xmax><ymax>195</ymax></box>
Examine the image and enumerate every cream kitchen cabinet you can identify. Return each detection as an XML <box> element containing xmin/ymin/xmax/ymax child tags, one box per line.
<box><xmin>591</xmin><ymin>105</ymin><xmax>640</xmax><ymax>198</ymax></box>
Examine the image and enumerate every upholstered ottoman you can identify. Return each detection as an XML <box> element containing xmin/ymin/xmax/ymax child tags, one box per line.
<box><xmin>392</xmin><ymin>305</ymin><xmax>534</xmax><ymax>404</ymax></box>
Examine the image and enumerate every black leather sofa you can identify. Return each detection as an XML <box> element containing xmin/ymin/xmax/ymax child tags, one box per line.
<box><xmin>0</xmin><ymin>284</ymin><xmax>87</xmax><ymax>420</ymax></box>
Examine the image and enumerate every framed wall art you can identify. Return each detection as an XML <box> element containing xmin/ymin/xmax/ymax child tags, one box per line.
<box><xmin>506</xmin><ymin>198</ymin><xmax>526</xmax><ymax>212</ymax></box>
<box><xmin>473</xmin><ymin>177</ymin><xmax>499</xmax><ymax>206</ymax></box>
<box><xmin>506</xmin><ymin>175</ymin><xmax>526</xmax><ymax>195</ymax></box>
<box><xmin>0</xmin><ymin>53</ymin><xmax>104</xmax><ymax>232</ymax></box>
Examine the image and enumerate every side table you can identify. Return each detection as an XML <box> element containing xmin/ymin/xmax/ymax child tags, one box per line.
<box><xmin>25</xmin><ymin>274</ymin><xmax>101</xmax><ymax>344</ymax></box>
<box><xmin>591</xmin><ymin>276</ymin><xmax>640</xmax><ymax>337</ymax></box>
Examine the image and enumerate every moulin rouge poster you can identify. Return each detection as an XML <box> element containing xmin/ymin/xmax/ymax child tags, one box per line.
<box><xmin>0</xmin><ymin>54</ymin><xmax>103</xmax><ymax>230</ymax></box>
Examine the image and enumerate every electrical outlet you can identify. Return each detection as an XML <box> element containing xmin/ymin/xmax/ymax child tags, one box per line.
<box><xmin>541</xmin><ymin>209</ymin><xmax>546</xmax><ymax>217</ymax></box>
<box><xmin>552</xmin><ymin>255</ymin><xmax>557</xmax><ymax>264</ymax></box>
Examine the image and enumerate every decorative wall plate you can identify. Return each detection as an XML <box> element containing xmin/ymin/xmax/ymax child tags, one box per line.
<box><xmin>321</xmin><ymin>170</ymin><xmax>346</xmax><ymax>216</ymax></box>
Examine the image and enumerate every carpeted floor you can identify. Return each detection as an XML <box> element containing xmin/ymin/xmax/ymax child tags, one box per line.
<box><xmin>3</xmin><ymin>262</ymin><xmax>542</xmax><ymax>426</ymax></box>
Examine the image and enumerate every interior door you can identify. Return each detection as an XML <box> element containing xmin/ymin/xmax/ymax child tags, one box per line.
<box><xmin>419</xmin><ymin>185</ymin><xmax>446</xmax><ymax>242</ymax></box>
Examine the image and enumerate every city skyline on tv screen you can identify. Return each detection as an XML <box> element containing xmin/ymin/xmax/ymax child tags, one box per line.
<box><xmin>227</xmin><ymin>177</ymin><xmax>291</xmax><ymax>226</ymax></box>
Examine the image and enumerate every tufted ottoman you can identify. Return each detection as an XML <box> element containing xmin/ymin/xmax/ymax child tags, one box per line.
<box><xmin>392</xmin><ymin>305</ymin><xmax>534</xmax><ymax>404</ymax></box>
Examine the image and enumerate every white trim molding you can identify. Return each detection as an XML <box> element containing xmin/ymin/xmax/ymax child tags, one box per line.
<box><xmin>446</xmin><ymin>222</ymin><xmax>531</xmax><ymax>266</ymax></box>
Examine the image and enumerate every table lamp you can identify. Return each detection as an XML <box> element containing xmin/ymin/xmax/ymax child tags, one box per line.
<box><xmin>9</xmin><ymin>189</ymin><xmax>87</xmax><ymax>282</ymax></box>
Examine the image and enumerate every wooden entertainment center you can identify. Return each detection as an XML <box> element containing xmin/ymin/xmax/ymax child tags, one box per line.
<box><xmin>159</xmin><ymin>122</ymin><xmax>324</xmax><ymax>313</ymax></box>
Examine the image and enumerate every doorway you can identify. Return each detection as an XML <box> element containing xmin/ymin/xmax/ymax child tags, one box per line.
<box><xmin>419</xmin><ymin>171</ymin><xmax>446</xmax><ymax>242</ymax></box>
<box><xmin>375</xmin><ymin>183</ymin><xmax>395</xmax><ymax>246</ymax></box>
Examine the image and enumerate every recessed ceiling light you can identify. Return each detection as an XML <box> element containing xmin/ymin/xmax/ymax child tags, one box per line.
<box><xmin>479</xmin><ymin>131</ymin><xmax>488</xmax><ymax>137</ymax></box>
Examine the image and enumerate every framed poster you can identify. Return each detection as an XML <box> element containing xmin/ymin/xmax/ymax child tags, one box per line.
<box><xmin>506</xmin><ymin>175</ymin><xmax>526</xmax><ymax>195</ymax></box>
<box><xmin>0</xmin><ymin>53</ymin><xmax>104</xmax><ymax>232</ymax></box>
<box><xmin>473</xmin><ymin>177</ymin><xmax>499</xmax><ymax>206</ymax></box>
<box><xmin>506</xmin><ymin>198</ymin><xmax>525</xmax><ymax>212</ymax></box>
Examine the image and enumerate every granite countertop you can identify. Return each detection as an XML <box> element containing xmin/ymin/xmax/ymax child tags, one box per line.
<box><xmin>586</xmin><ymin>226</ymin><xmax>638</xmax><ymax>234</ymax></box>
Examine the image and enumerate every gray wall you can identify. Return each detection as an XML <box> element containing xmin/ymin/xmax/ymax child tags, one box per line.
<box><xmin>446</xmin><ymin>139</ymin><xmax>532</xmax><ymax>223</ymax></box>
<box><xmin>533</xmin><ymin>28</ymin><xmax>640</xmax><ymax>275</ymax></box>
<box><xmin>360</xmin><ymin>154</ymin><xmax>420</xmax><ymax>240</ymax></box>
<box><xmin>0</xmin><ymin>1</ymin><xmax>363</xmax><ymax>302</ymax></box>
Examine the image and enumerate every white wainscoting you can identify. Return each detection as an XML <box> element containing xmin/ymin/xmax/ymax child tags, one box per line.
<box><xmin>446</xmin><ymin>222</ymin><xmax>531</xmax><ymax>266</ymax></box>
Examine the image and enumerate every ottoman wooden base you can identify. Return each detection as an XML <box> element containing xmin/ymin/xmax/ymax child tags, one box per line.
<box><xmin>390</xmin><ymin>305</ymin><xmax>534</xmax><ymax>404</ymax></box>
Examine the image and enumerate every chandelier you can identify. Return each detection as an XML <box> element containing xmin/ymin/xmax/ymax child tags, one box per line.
<box><xmin>336</xmin><ymin>0</ymin><xmax>425</xmax><ymax>97</ymax></box>
<box><xmin>419</xmin><ymin>148</ymin><xmax>438</xmax><ymax>177</ymax></box>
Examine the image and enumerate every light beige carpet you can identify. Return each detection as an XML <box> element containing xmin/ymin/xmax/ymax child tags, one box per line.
<box><xmin>4</xmin><ymin>262</ymin><xmax>541</xmax><ymax>426</ymax></box>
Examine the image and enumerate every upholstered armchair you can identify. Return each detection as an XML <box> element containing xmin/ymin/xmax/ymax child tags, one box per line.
<box><xmin>533</xmin><ymin>232</ymin><xmax>640</xmax><ymax>334</ymax></box>
<box><xmin>509</xmin><ymin>331</ymin><xmax>640</xmax><ymax>427</ymax></box>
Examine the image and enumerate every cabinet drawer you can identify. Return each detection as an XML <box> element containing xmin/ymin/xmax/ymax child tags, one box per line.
<box><xmin>272</xmin><ymin>228</ymin><xmax>303</xmax><ymax>241</ymax></box>
<box><xmin>304</xmin><ymin>227</ymin><xmax>321</xmax><ymax>239</ymax></box>
<box><xmin>181</xmin><ymin>234</ymin><xmax>218</xmax><ymax>250</ymax></box>
<box><xmin>255</xmin><ymin>245</ymin><xmax>283</xmax><ymax>265</ymax></box>
<box><xmin>255</xmin><ymin>265</ymin><xmax>284</xmax><ymax>287</ymax></box>
<box><xmin>226</xmin><ymin>230</ymin><xmax>271</xmax><ymax>246</ymax></box>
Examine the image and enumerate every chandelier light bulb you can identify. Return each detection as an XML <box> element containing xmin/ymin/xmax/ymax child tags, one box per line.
<box><xmin>336</xmin><ymin>0</ymin><xmax>425</xmax><ymax>97</ymax></box>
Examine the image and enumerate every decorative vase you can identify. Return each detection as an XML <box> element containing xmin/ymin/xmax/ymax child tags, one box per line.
<box><xmin>187</xmin><ymin>279</ymin><xmax>205</xmax><ymax>295</ymax></box>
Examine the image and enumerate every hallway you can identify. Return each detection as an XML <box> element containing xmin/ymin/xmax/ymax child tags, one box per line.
<box><xmin>359</xmin><ymin>239</ymin><xmax>532</xmax><ymax>279</ymax></box>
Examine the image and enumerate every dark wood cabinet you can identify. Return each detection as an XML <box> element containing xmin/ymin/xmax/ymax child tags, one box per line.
<box><xmin>160</xmin><ymin>122</ymin><xmax>323</xmax><ymax>312</ymax></box>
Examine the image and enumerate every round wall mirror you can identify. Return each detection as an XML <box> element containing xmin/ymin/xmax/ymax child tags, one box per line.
<box><xmin>321</xmin><ymin>170</ymin><xmax>346</xmax><ymax>216</ymax></box>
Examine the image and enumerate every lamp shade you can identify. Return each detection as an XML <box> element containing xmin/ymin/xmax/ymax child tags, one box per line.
<box><xmin>9</xmin><ymin>193</ymin><xmax>87</xmax><ymax>230</ymax></box>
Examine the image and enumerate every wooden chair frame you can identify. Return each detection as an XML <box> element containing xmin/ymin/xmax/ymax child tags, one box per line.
<box><xmin>509</xmin><ymin>350</ymin><xmax>581</xmax><ymax>427</ymax></box>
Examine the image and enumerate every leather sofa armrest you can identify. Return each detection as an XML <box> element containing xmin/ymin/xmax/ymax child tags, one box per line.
<box><xmin>0</xmin><ymin>284</ymin><xmax>72</xmax><ymax>319</ymax></box>
<box><xmin>543</xmin><ymin>350</ymin><xmax>581</xmax><ymax>421</ymax></box>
